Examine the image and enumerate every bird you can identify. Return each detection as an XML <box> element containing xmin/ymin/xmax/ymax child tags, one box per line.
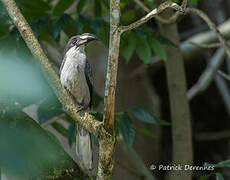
<box><xmin>59</xmin><ymin>33</ymin><xmax>99</xmax><ymax>170</ymax></box>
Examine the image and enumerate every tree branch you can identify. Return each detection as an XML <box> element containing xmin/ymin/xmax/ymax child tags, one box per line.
<box><xmin>187</xmin><ymin>48</ymin><xmax>226</xmax><ymax>99</ymax></box>
<box><xmin>187</xmin><ymin>41</ymin><xmax>223</xmax><ymax>49</ymax></box>
<box><xmin>195</xmin><ymin>130</ymin><xmax>230</xmax><ymax>141</ymax></box>
<box><xmin>214</xmin><ymin>73</ymin><xmax>230</xmax><ymax>116</ymax></box>
<box><xmin>218</xmin><ymin>70</ymin><xmax>230</xmax><ymax>81</ymax></box>
<box><xmin>0</xmin><ymin>0</ymin><xmax>103</xmax><ymax>137</ymax></box>
<box><xmin>186</xmin><ymin>8</ymin><xmax>230</xmax><ymax>59</ymax></box>
<box><xmin>119</xmin><ymin>1</ymin><xmax>184</xmax><ymax>33</ymax></box>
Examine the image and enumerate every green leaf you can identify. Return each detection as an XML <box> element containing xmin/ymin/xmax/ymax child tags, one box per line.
<box><xmin>148</xmin><ymin>38</ymin><xmax>167</xmax><ymax>61</ymax></box>
<box><xmin>136</xmin><ymin>36</ymin><xmax>151</xmax><ymax>64</ymax></box>
<box><xmin>216</xmin><ymin>173</ymin><xmax>224</xmax><ymax>180</ymax></box>
<box><xmin>120</xmin><ymin>31</ymin><xmax>136</xmax><ymax>62</ymax></box>
<box><xmin>53</xmin><ymin>0</ymin><xmax>75</xmax><ymax>16</ymax></box>
<box><xmin>68</xmin><ymin>121</ymin><xmax>76</xmax><ymax>147</ymax></box>
<box><xmin>120</xmin><ymin>112</ymin><xmax>135</xmax><ymax>145</ymax></box>
<box><xmin>122</xmin><ymin>10</ymin><xmax>135</xmax><ymax>22</ymax></box>
<box><xmin>77</xmin><ymin>0</ymin><xmax>87</xmax><ymax>13</ymax></box>
<box><xmin>131</xmin><ymin>107</ymin><xmax>159</xmax><ymax>124</ymax></box>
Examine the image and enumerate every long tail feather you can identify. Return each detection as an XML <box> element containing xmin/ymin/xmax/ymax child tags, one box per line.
<box><xmin>76</xmin><ymin>125</ymin><xmax>93</xmax><ymax>170</ymax></box>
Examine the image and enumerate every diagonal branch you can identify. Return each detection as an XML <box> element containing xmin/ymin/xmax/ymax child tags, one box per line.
<box><xmin>218</xmin><ymin>70</ymin><xmax>230</xmax><ymax>82</ymax></box>
<box><xmin>187</xmin><ymin>48</ymin><xmax>226</xmax><ymax>99</ymax></box>
<box><xmin>119</xmin><ymin>1</ymin><xmax>184</xmax><ymax>33</ymax></box>
<box><xmin>186</xmin><ymin>8</ymin><xmax>230</xmax><ymax>59</ymax></box>
<box><xmin>0</xmin><ymin>0</ymin><xmax>103</xmax><ymax>137</ymax></box>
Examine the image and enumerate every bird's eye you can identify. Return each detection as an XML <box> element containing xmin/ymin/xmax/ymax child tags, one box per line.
<box><xmin>71</xmin><ymin>39</ymin><xmax>77</xmax><ymax>44</ymax></box>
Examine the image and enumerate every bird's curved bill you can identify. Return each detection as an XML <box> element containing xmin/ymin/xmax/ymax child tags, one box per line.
<box><xmin>78</xmin><ymin>33</ymin><xmax>100</xmax><ymax>46</ymax></box>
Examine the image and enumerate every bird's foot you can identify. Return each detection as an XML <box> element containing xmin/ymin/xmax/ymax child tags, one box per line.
<box><xmin>76</xmin><ymin>105</ymin><xmax>85</xmax><ymax>112</ymax></box>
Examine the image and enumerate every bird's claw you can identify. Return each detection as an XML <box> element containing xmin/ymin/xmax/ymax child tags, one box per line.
<box><xmin>76</xmin><ymin>105</ymin><xmax>85</xmax><ymax>112</ymax></box>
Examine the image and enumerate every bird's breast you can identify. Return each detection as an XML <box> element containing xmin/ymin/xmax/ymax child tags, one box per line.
<box><xmin>60</xmin><ymin>56</ymin><xmax>90</xmax><ymax>105</ymax></box>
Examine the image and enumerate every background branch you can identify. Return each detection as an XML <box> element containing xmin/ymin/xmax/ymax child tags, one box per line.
<box><xmin>218</xmin><ymin>70</ymin><xmax>230</xmax><ymax>81</ymax></box>
<box><xmin>186</xmin><ymin>8</ymin><xmax>230</xmax><ymax>59</ymax></box>
<box><xmin>187</xmin><ymin>48</ymin><xmax>226</xmax><ymax>100</ymax></box>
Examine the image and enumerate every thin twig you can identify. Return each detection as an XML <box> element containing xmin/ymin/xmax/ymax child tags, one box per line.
<box><xmin>120</xmin><ymin>1</ymin><xmax>184</xmax><ymax>33</ymax></box>
<box><xmin>218</xmin><ymin>70</ymin><xmax>230</xmax><ymax>81</ymax></box>
<box><xmin>186</xmin><ymin>8</ymin><xmax>230</xmax><ymax>59</ymax></box>
<box><xmin>195</xmin><ymin>130</ymin><xmax>230</xmax><ymax>141</ymax></box>
<box><xmin>187</xmin><ymin>48</ymin><xmax>226</xmax><ymax>100</ymax></box>
<box><xmin>188</xmin><ymin>41</ymin><xmax>222</xmax><ymax>49</ymax></box>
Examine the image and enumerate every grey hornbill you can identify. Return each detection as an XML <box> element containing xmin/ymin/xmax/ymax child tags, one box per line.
<box><xmin>60</xmin><ymin>33</ymin><xmax>99</xmax><ymax>170</ymax></box>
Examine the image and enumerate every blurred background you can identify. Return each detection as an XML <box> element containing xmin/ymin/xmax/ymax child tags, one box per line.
<box><xmin>0</xmin><ymin>0</ymin><xmax>230</xmax><ymax>179</ymax></box>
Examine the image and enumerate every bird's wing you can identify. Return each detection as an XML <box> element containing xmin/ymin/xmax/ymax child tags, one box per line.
<box><xmin>85</xmin><ymin>60</ymin><xmax>93</xmax><ymax>109</ymax></box>
<box><xmin>59</xmin><ymin>55</ymin><xmax>67</xmax><ymax>75</ymax></box>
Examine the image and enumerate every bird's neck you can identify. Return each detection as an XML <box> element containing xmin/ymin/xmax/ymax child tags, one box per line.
<box><xmin>66</xmin><ymin>45</ymin><xmax>86</xmax><ymax>65</ymax></box>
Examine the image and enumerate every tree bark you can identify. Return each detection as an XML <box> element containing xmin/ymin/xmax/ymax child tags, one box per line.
<box><xmin>155</xmin><ymin>1</ymin><xmax>193</xmax><ymax>180</ymax></box>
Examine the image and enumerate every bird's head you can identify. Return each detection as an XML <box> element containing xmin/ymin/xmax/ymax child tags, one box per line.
<box><xmin>65</xmin><ymin>33</ymin><xmax>100</xmax><ymax>53</ymax></box>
